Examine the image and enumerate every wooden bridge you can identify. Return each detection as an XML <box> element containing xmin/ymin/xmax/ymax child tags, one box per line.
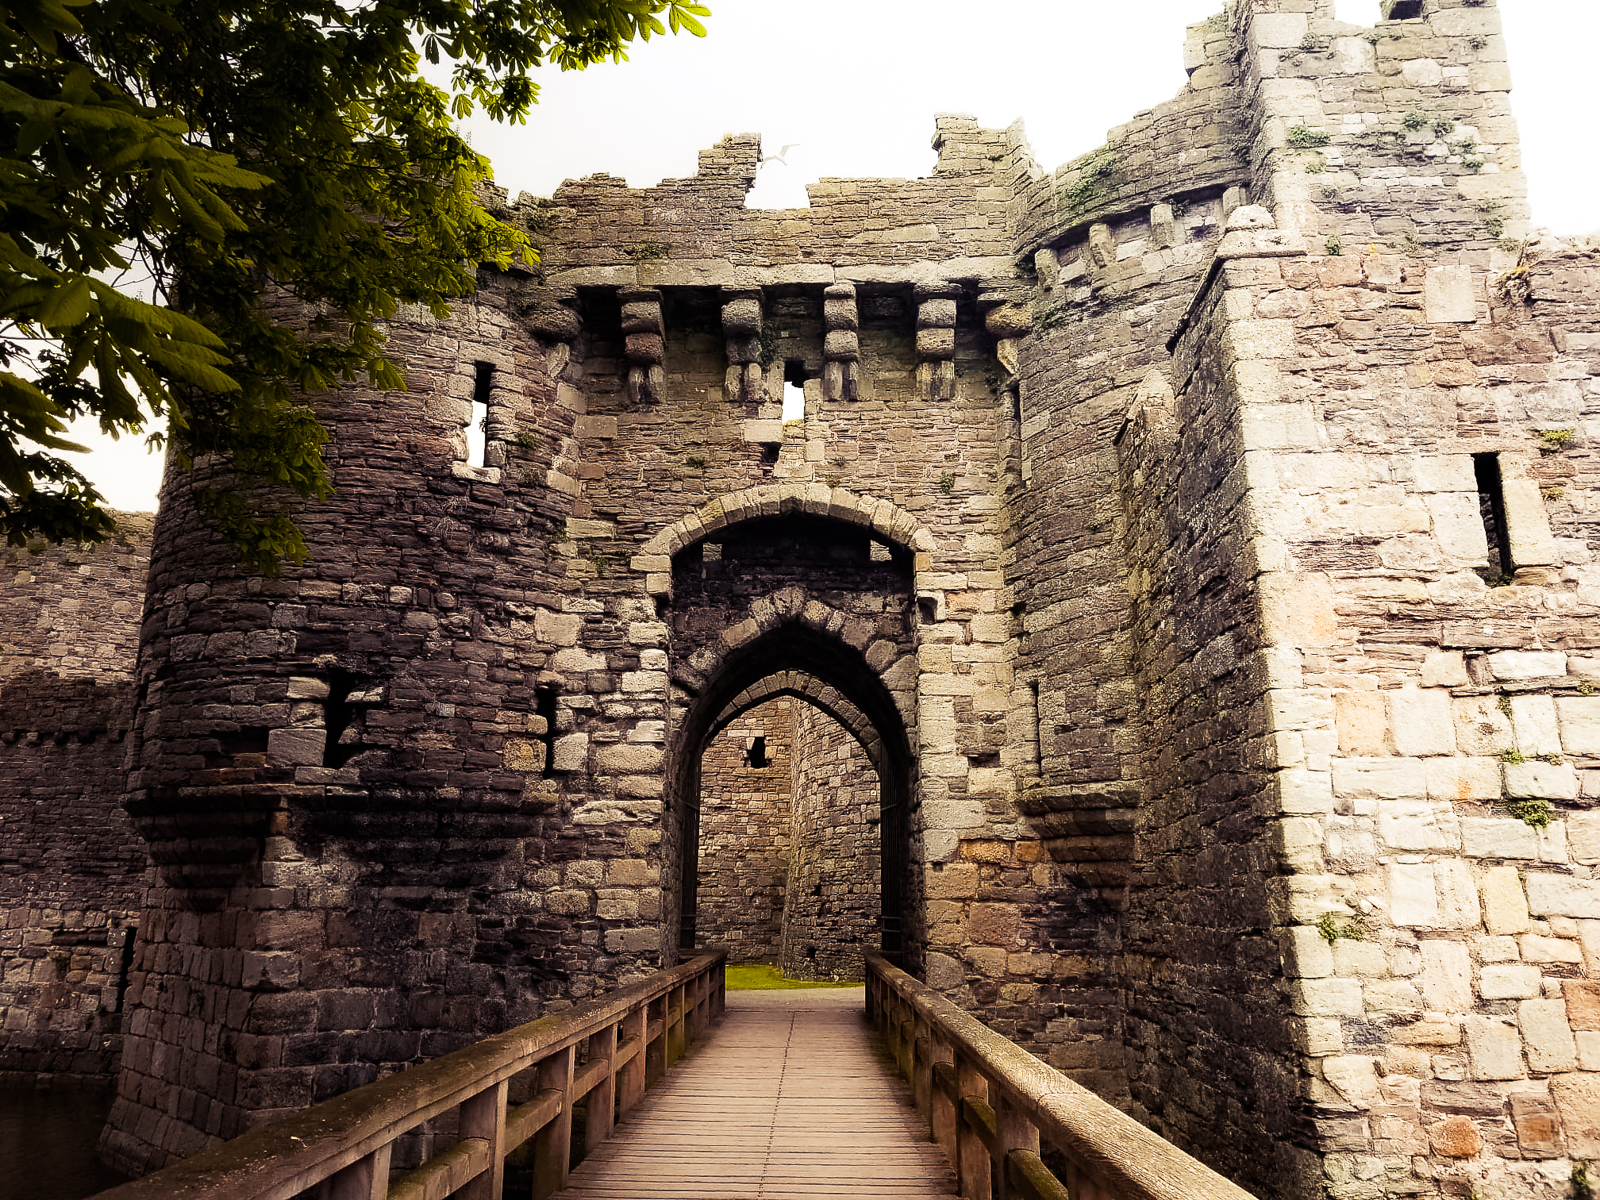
<box><xmin>91</xmin><ymin>953</ymin><xmax>1257</xmax><ymax>1200</ymax></box>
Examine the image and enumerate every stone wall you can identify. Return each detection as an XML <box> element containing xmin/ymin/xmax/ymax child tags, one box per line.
<box><xmin>696</xmin><ymin>699</ymin><xmax>793</xmax><ymax>962</ymax></box>
<box><xmin>780</xmin><ymin>702</ymin><xmax>880</xmax><ymax>981</ymax></box>
<box><xmin>0</xmin><ymin>519</ymin><xmax>155</xmax><ymax>1083</ymax></box>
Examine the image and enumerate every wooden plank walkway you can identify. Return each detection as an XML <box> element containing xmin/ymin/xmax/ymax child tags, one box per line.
<box><xmin>554</xmin><ymin>987</ymin><xmax>958</xmax><ymax>1199</ymax></box>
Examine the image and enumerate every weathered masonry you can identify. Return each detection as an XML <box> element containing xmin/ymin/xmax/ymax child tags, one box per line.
<box><xmin>0</xmin><ymin>1</ymin><xmax>1596</xmax><ymax>1197</ymax></box>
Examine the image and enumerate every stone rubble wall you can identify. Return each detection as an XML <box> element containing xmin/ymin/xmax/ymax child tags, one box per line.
<box><xmin>695</xmin><ymin>699</ymin><xmax>794</xmax><ymax>962</ymax></box>
<box><xmin>0</xmin><ymin>513</ymin><xmax>152</xmax><ymax>682</ymax></box>
<box><xmin>779</xmin><ymin>702</ymin><xmax>880</xmax><ymax>982</ymax></box>
<box><xmin>0</xmin><ymin>520</ymin><xmax>155</xmax><ymax>1083</ymax></box>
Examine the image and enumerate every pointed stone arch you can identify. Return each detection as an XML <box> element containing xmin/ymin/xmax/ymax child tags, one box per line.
<box><xmin>706</xmin><ymin>669</ymin><xmax>884</xmax><ymax>777</ymax></box>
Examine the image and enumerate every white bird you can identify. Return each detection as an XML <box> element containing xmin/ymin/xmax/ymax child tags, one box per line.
<box><xmin>761</xmin><ymin>143</ymin><xmax>799</xmax><ymax>168</ymax></box>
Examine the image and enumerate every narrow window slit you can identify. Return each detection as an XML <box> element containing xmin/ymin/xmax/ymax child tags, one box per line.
<box><xmin>468</xmin><ymin>362</ymin><xmax>493</xmax><ymax>467</ymax></box>
<box><xmin>535</xmin><ymin>684</ymin><xmax>560</xmax><ymax>776</ymax></box>
<box><xmin>1473</xmin><ymin>452</ymin><xmax>1512</xmax><ymax>581</ymax></box>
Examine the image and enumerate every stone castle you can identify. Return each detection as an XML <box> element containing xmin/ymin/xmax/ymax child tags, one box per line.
<box><xmin>2</xmin><ymin>0</ymin><xmax>1598</xmax><ymax>1196</ymax></box>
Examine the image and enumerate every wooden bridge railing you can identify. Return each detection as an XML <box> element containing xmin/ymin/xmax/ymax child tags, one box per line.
<box><xmin>866</xmin><ymin>954</ymin><xmax>1257</xmax><ymax>1200</ymax></box>
<box><xmin>95</xmin><ymin>951</ymin><xmax>726</xmax><ymax>1200</ymax></box>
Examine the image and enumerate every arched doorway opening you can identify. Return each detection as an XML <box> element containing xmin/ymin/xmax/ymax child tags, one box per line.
<box><xmin>659</xmin><ymin>512</ymin><xmax>918</xmax><ymax>971</ymax></box>
<box><xmin>696</xmin><ymin>695</ymin><xmax>881</xmax><ymax>980</ymax></box>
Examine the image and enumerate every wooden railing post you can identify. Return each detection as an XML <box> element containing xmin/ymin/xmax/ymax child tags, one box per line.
<box><xmin>930</xmin><ymin>1035</ymin><xmax>957</xmax><ymax>1164</ymax></box>
<box><xmin>912</xmin><ymin>1011</ymin><xmax>933</xmax><ymax>1118</ymax></box>
<box><xmin>321</xmin><ymin>1144</ymin><xmax>391</xmax><ymax>1200</ymax></box>
<box><xmin>532</xmin><ymin>1044</ymin><xmax>575</xmax><ymax>1200</ymax></box>
<box><xmin>994</xmin><ymin>1091</ymin><xmax>1041</xmax><ymax>1200</ymax></box>
<box><xmin>667</xmin><ymin>983</ymin><xmax>687</xmax><ymax>1067</ymax></box>
<box><xmin>619</xmin><ymin>1002</ymin><xmax>647</xmax><ymax>1118</ymax></box>
<box><xmin>459</xmin><ymin>1079</ymin><xmax>508</xmax><ymax>1200</ymax></box>
<box><xmin>956</xmin><ymin>1055</ymin><xmax>992</xmax><ymax>1200</ymax></box>
<box><xmin>645</xmin><ymin>994</ymin><xmax>667</xmax><ymax>1085</ymax></box>
<box><xmin>586</xmin><ymin>1022</ymin><xmax>618</xmax><ymax>1156</ymax></box>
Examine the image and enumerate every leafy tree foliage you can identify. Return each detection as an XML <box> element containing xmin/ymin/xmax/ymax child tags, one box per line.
<box><xmin>1</xmin><ymin>0</ymin><xmax>708</xmax><ymax>567</ymax></box>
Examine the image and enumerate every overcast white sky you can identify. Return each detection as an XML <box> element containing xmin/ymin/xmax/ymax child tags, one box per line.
<box><xmin>68</xmin><ymin>0</ymin><xmax>1598</xmax><ymax>512</ymax></box>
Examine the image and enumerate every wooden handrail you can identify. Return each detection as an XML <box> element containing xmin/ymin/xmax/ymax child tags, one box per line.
<box><xmin>92</xmin><ymin>951</ymin><xmax>727</xmax><ymax>1200</ymax></box>
<box><xmin>865</xmin><ymin>953</ymin><xmax>1256</xmax><ymax>1200</ymax></box>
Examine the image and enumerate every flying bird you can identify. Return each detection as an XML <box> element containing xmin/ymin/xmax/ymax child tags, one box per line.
<box><xmin>761</xmin><ymin>144</ymin><xmax>799</xmax><ymax>168</ymax></box>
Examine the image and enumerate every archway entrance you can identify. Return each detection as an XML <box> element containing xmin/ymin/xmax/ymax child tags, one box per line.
<box><xmin>696</xmin><ymin>696</ymin><xmax>881</xmax><ymax>980</ymax></box>
<box><xmin>659</xmin><ymin>511</ymin><xmax>919</xmax><ymax>969</ymax></box>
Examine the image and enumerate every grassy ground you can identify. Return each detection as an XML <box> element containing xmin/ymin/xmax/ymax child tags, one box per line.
<box><xmin>724</xmin><ymin>964</ymin><xmax>862</xmax><ymax>990</ymax></box>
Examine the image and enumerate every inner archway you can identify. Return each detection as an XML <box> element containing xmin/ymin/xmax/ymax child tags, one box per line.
<box><xmin>696</xmin><ymin>696</ymin><xmax>881</xmax><ymax>980</ymax></box>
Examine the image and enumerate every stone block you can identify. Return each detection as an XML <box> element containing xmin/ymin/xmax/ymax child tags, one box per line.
<box><xmin>1431</xmin><ymin>1115</ymin><xmax>1480</xmax><ymax>1158</ymax></box>
<box><xmin>551</xmin><ymin>733</ymin><xmax>589</xmax><ymax>772</ymax></box>
<box><xmin>267</xmin><ymin>727</ymin><xmax>325</xmax><ymax>767</ymax></box>
<box><xmin>503</xmin><ymin>739</ymin><xmax>545</xmax><ymax>773</ymax></box>
<box><xmin>1289</xmin><ymin>925</ymin><xmax>1333</xmax><ymax>979</ymax></box>
<box><xmin>1556</xmin><ymin>697</ymin><xmax>1600</xmax><ymax>755</ymax></box>
<box><xmin>1526</xmin><ymin>874</ymin><xmax>1600</xmax><ymax>918</ymax></box>
<box><xmin>1509</xmin><ymin>1092</ymin><xmax>1565</xmax><ymax>1158</ymax></box>
<box><xmin>1520</xmin><ymin>1000</ymin><xmax>1578</xmax><ymax>1073</ymax></box>
<box><xmin>1452</xmin><ymin>696</ymin><xmax>1514</xmax><ymax>755</ymax></box>
<box><xmin>1424</xmin><ymin>266</ymin><xmax>1475</xmax><ymax>323</ymax></box>
<box><xmin>1465</xmin><ymin>1016</ymin><xmax>1524</xmax><ymax>1080</ymax></box>
<box><xmin>924</xmin><ymin>952</ymin><xmax>963</xmax><ymax>991</ymax></box>
<box><xmin>1566</xmin><ymin>982</ymin><xmax>1600</xmax><ymax>1032</ymax></box>
<box><xmin>741</xmin><ymin>420</ymin><xmax>784</xmax><ymax>444</ymax></box>
<box><xmin>595</xmin><ymin>744</ymin><xmax>663</xmax><ymax>774</ymax></box>
<box><xmin>1322</xmin><ymin>1056</ymin><xmax>1381</xmax><ymax>1109</ymax></box>
<box><xmin>1295</xmin><ymin>978</ymin><xmax>1365</xmax><ymax>1017</ymax></box>
<box><xmin>1461</xmin><ymin>818</ymin><xmax>1538</xmax><ymax>860</ymax></box>
<box><xmin>1427</xmin><ymin>492</ymin><xmax>1490</xmax><ymax>562</ymax></box>
<box><xmin>1571</xmin><ymin>813</ymin><xmax>1600</xmax><ymax>864</ymax></box>
<box><xmin>1481</xmin><ymin>866</ymin><xmax>1530</xmax><ymax>934</ymax></box>
<box><xmin>1377</xmin><ymin>800</ymin><xmax>1458</xmax><ymax>852</ymax></box>
<box><xmin>967</xmin><ymin>903</ymin><xmax>1019</xmax><ymax>946</ymax></box>
<box><xmin>1336</xmin><ymin>692</ymin><xmax>1387</xmax><ymax>755</ymax></box>
<box><xmin>1501</xmin><ymin>475</ymin><xmax>1561</xmax><ymax>569</ymax></box>
<box><xmin>1519</xmin><ymin>934</ymin><xmax>1583</xmax><ymax>965</ymax></box>
<box><xmin>1510</xmin><ymin>694</ymin><xmax>1562</xmax><ymax>757</ymax></box>
<box><xmin>1479</xmin><ymin>963</ymin><xmax>1542</xmax><ymax>1000</ymax></box>
<box><xmin>1334</xmin><ymin>758</ymin><xmax>1426</xmax><ymax>801</ymax></box>
<box><xmin>286</xmin><ymin>677</ymin><xmax>330</xmax><ymax>700</ymax></box>
<box><xmin>1504</xmin><ymin>761</ymin><xmax>1579</xmax><ymax>801</ymax></box>
<box><xmin>1419</xmin><ymin>941</ymin><xmax>1472</xmax><ymax>1013</ymax></box>
<box><xmin>1437</xmin><ymin>861</ymin><xmax>1481</xmax><ymax>930</ymax></box>
<box><xmin>1488</xmin><ymin>650</ymin><xmax>1567</xmax><ymax>681</ymax></box>
<box><xmin>1551</xmin><ymin>1073</ymin><xmax>1600</xmax><ymax>1156</ymax></box>
<box><xmin>1389</xmin><ymin>862</ymin><xmax>1439</xmax><ymax>927</ymax></box>
<box><xmin>915</xmin><ymin>328</ymin><xmax>954</xmax><ymax>359</ymax></box>
<box><xmin>1425</xmin><ymin>759</ymin><xmax>1500</xmax><ymax>805</ymax></box>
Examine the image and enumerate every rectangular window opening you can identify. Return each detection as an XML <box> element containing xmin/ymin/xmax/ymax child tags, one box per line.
<box><xmin>781</xmin><ymin>379</ymin><xmax>805</xmax><ymax>424</ymax></box>
<box><xmin>1473</xmin><ymin>452</ymin><xmax>1512</xmax><ymax>581</ymax></box>
<box><xmin>468</xmin><ymin>362</ymin><xmax>493</xmax><ymax>467</ymax></box>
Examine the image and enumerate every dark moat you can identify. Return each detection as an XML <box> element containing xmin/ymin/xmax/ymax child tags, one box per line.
<box><xmin>0</xmin><ymin>1087</ymin><xmax>128</xmax><ymax>1200</ymax></box>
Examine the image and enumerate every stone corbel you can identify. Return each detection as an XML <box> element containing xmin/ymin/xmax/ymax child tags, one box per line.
<box><xmin>822</xmin><ymin>283</ymin><xmax>860</xmax><ymax>401</ymax></box>
<box><xmin>722</xmin><ymin>288</ymin><xmax>765</xmax><ymax>404</ymax></box>
<box><xmin>983</xmin><ymin>300</ymin><xmax>1032</xmax><ymax>391</ymax></box>
<box><xmin>620</xmin><ymin>287</ymin><xmax>665</xmax><ymax>404</ymax></box>
<box><xmin>915</xmin><ymin>284</ymin><xmax>958</xmax><ymax>401</ymax></box>
<box><xmin>522</xmin><ymin>287</ymin><xmax>581</xmax><ymax>379</ymax></box>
